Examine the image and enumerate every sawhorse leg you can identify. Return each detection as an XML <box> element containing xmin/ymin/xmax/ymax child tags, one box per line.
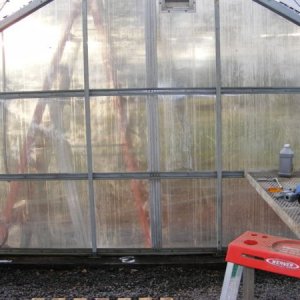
<box><xmin>243</xmin><ymin>267</ymin><xmax>255</xmax><ymax>300</ymax></box>
<box><xmin>220</xmin><ymin>263</ymin><xmax>255</xmax><ymax>300</ymax></box>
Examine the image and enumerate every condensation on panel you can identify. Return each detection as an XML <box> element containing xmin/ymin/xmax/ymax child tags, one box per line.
<box><xmin>94</xmin><ymin>180</ymin><xmax>150</xmax><ymax>248</ymax></box>
<box><xmin>91</xmin><ymin>96</ymin><xmax>148</xmax><ymax>172</ymax></box>
<box><xmin>222</xmin><ymin>178</ymin><xmax>296</xmax><ymax>246</ymax></box>
<box><xmin>161</xmin><ymin>179</ymin><xmax>216</xmax><ymax>248</ymax></box>
<box><xmin>220</xmin><ymin>0</ymin><xmax>300</xmax><ymax>87</ymax></box>
<box><xmin>159</xmin><ymin>95</ymin><xmax>215</xmax><ymax>171</ymax></box>
<box><xmin>157</xmin><ymin>0</ymin><xmax>216</xmax><ymax>88</ymax></box>
<box><xmin>0</xmin><ymin>98</ymin><xmax>86</xmax><ymax>174</ymax></box>
<box><xmin>88</xmin><ymin>0</ymin><xmax>146</xmax><ymax>89</ymax></box>
<box><xmin>0</xmin><ymin>180</ymin><xmax>89</xmax><ymax>249</ymax></box>
<box><xmin>3</xmin><ymin>0</ymin><xmax>83</xmax><ymax>91</ymax></box>
<box><xmin>223</xmin><ymin>94</ymin><xmax>300</xmax><ymax>172</ymax></box>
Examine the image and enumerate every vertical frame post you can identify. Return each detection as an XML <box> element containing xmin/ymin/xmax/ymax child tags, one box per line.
<box><xmin>82</xmin><ymin>0</ymin><xmax>97</xmax><ymax>254</ymax></box>
<box><xmin>145</xmin><ymin>0</ymin><xmax>162</xmax><ymax>249</ymax></box>
<box><xmin>214</xmin><ymin>0</ymin><xmax>223</xmax><ymax>251</ymax></box>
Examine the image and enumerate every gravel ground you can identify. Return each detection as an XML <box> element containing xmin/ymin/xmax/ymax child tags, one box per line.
<box><xmin>0</xmin><ymin>264</ymin><xmax>299</xmax><ymax>299</ymax></box>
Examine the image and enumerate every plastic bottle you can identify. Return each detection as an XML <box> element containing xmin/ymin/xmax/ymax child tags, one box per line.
<box><xmin>279</xmin><ymin>144</ymin><xmax>294</xmax><ymax>177</ymax></box>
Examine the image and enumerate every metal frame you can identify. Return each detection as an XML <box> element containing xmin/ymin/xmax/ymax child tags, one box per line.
<box><xmin>82</xmin><ymin>0</ymin><xmax>97</xmax><ymax>254</ymax></box>
<box><xmin>214</xmin><ymin>0</ymin><xmax>223</xmax><ymax>252</ymax></box>
<box><xmin>0</xmin><ymin>0</ymin><xmax>300</xmax><ymax>256</ymax></box>
<box><xmin>0</xmin><ymin>0</ymin><xmax>55</xmax><ymax>32</ymax></box>
<box><xmin>253</xmin><ymin>0</ymin><xmax>300</xmax><ymax>26</ymax></box>
<box><xmin>145</xmin><ymin>0</ymin><xmax>162</xmax><ymax>249</ymax></box>
<box><xmin>3</xmin><ymin>87</ymin><xmax>300</xmax><ymax>100</ymax></box>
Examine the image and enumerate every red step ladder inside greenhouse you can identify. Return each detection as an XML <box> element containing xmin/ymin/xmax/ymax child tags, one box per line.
<box><xmin>220</xmin><ymin>231</ymin><xmax>300</xmax><ymax>300</ymax></box>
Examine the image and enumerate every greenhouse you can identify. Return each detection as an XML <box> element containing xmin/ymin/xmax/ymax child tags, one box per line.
<box><xmin>0</xmin><ymin>0</ymin><xmax>299</xmax><ymax>258</ymax></box>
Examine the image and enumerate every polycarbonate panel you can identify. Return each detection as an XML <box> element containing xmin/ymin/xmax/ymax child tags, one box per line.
<box><xmin>0</xmin><ymin>98</ymin><xmax>86</xmax><ymax>174</ymax></box>
<box><xmin>94</xmin><ymin>180</ymin><xmax>150</xmax><ymax>248</ymax></box>
<box><xmin>3</xmin><ymin>0</ymin><xmax>83</xmax><ymax>91</ymax></box>
<box><xmin>0</xmin><ymin>180</ymin><xmax>89</xmax><ymax>248</ymax></box>
<box><xmin>161</xmin><ymin>179</ymin><xmax>216</xmax><ymax>248</ymax></box>
<box><xmin>157</xmin><ymin>0</ymin><xmax>216</xmax><ymax>87</ymax></box>
<box><xmin>0</xmin><ymin>33</ymin><xmax>3</xmax><ymax>92</ymax></box>
<box><xmin>91</xmin><ymin>96</ymin><xmax>148</xmax><ymax>172</ymax></box>
<box><xmin>88</xmin><ymin>0</ymin><xmax>146</xmax><ymax>89</ymax></box>
<box><xmin>222</xmin><ymin>178</ymin><xmax>295</xmax><ymax>246</ymax></box>
<box><xmin>223</xmin><ymin>94</ymin><xmax>300</xmax><ymax>171</ymax></box>
<box><xmin>159</xmin><ymin>95</ymin><xmax>215</xmax><ymax>171</ymax></box>
<box><xmin>221</xmin><ymin>0</ymin><xmax>300</xmax><ymax>87</ymax></box>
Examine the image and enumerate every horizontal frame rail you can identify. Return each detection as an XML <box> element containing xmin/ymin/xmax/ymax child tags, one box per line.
<box><xmin>2</xmin><ymin>87</ymin><xmax>300</xmax><ymax>99</ymax></box>
<box><xmin>0</xmin><ymin>171</ymin><xmax>245</xmax><ymax>181</ymax></box>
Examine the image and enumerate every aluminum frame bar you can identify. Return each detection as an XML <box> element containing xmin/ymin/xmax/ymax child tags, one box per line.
<box><xmin>215</xmin><ymin>0</ymin><xmax>223</xmax><ymax>252</ymax></box>
<box><xmin>145</xmin><ymin>0</ymin><xmax>162</xmax><ymax>250</ymax></box>
<box><xmin>0</xmin><ymin>171</ymin><xmax>245</xmax><ymax>181</ymax></box>
<box><xmin>253</xmin><ymin>0</ymin><xmax>300</xmax><ymax>26</ymax></box>
<box><xmin>4</xmin><ymin>87</ymin><xmax>300</xmax><ymax>100</ymax></box>
<box><xmin>82</xmin><ymin>0</ymin><xmax>97</xmax><ymax>254</ymax></box>
<box><xmin>0</xmin><ymin>0</ymin><xmax>54</xmax><ymax>32</ymax></box>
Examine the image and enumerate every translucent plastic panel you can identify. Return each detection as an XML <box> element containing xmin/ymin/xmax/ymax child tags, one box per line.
<box><xmin>3</xmin><ymin>0</ymin><xmax>83</xmax><ymax>91</ymax></box>
<box><xmin>157</xmin><ymin>0</ymin><xmax>216</xmax><ymax>87</ymax></box>
<box><xmin>159</xmin><ymin>95</ymin><xmax>215</xmax><ymax>171</ymax></box>
<box><xmin>88</xmin><ymin>0</ymin><xmax>146</xmax><ymax>89</ymax></box>
<box><xmin>94</xmin><ymin>180</ymin><xmax>150</xmax><ymax>248</ymax></box>
<box><xmin>220</xmin><ymin>0</ymin><xmax>300</xmax><ymax>87</ymax></box>
<box><xmin>222</xmin><ymin>178</ymin><xmax>296</xmax><ymax>246</ymax></box>
<box><xmin>0</xmin><ymin>33</ymin><xmax>3</xmax><ymax>92</ymax></box>
<box><xmin>223</xmin><ymin>94</ymin><xmax>300</xmax><ymax>171</ymax></box>
<box><xmin>161</xmin><ymin>179</ymin><xmax>216</xmax><ymax>248</ymax></box>
<box><xmin>0</xmin><ymin>180</ymin><xmax>89</xmax><ymax>248</ymax></box>
<box><xmin>91</xmin><ymin>96</ymin><xmax>148</xmax><ymax>172</ymax></box>
<box><xmin>0</xmin><ymin>98</ymin><xmax>86</xmax><ymax>174</ymax></box>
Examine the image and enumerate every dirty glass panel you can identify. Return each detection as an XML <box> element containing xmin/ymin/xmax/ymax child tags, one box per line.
<box><xmin>88</xmin><ymin>0</ymin><xmax>146</xmax><ymax>89</ymax></box>
<box><xmin>3</xmin><ymin>0</ymin><xmax>83</xmax><ymax>91</ymax></box>
<box><xmin>157</xmin><ymin>0</ymin><xmax>216</xmax><ymax>87</ymax></box>
<box><xmin>94</xmin><ymin>180</ymin><xmax>150</xmax><ymax>248</ymax></box>
<box><xmin>0</xmin><ymin>180</ymin><xmax>89</xmax><ymax>249</ymax></box>
<box><xmin>91</xmin><ymin>96</ymin><xmax>148</xmax><ymax>172</ymax></box>
<box><xmin>161</xmin><ymin>179</ymin><xmax>216</xmax><ymax>248</ymax></box>
<box><xmin>0</xmin><ymin>98</ymin><xmax>86</xmax><ymax>174</ymax></box>
<box><xmin>220</xmin><ymin>0</ymin><xmax>300</xmax><ymax>87</ymax></box>
<box><xmin>222</xmin><ymin>178</ymin><xmax>295</xmax><ymax>246</ymax></box>
<box><xmin>159</xmin><ymin>95</ymin><xmax>215</xmax><ymax>171</ymax></box>
<box><xmin>223</xmin><ymin>94</ymin><xmax>300</xmax><ymax>171</ymax></box>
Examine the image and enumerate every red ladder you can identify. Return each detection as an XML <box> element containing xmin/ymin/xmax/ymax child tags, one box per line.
<box><xmin>220</xmin><ymin>231</ymin><xmax>300</xmax><ymax>300</ymax></box>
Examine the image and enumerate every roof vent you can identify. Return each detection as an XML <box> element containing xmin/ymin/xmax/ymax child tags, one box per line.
<box><xmin>160</xmin><ymin>0</ymin><xmax>196</xmax><ymax>13</ymax></box>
